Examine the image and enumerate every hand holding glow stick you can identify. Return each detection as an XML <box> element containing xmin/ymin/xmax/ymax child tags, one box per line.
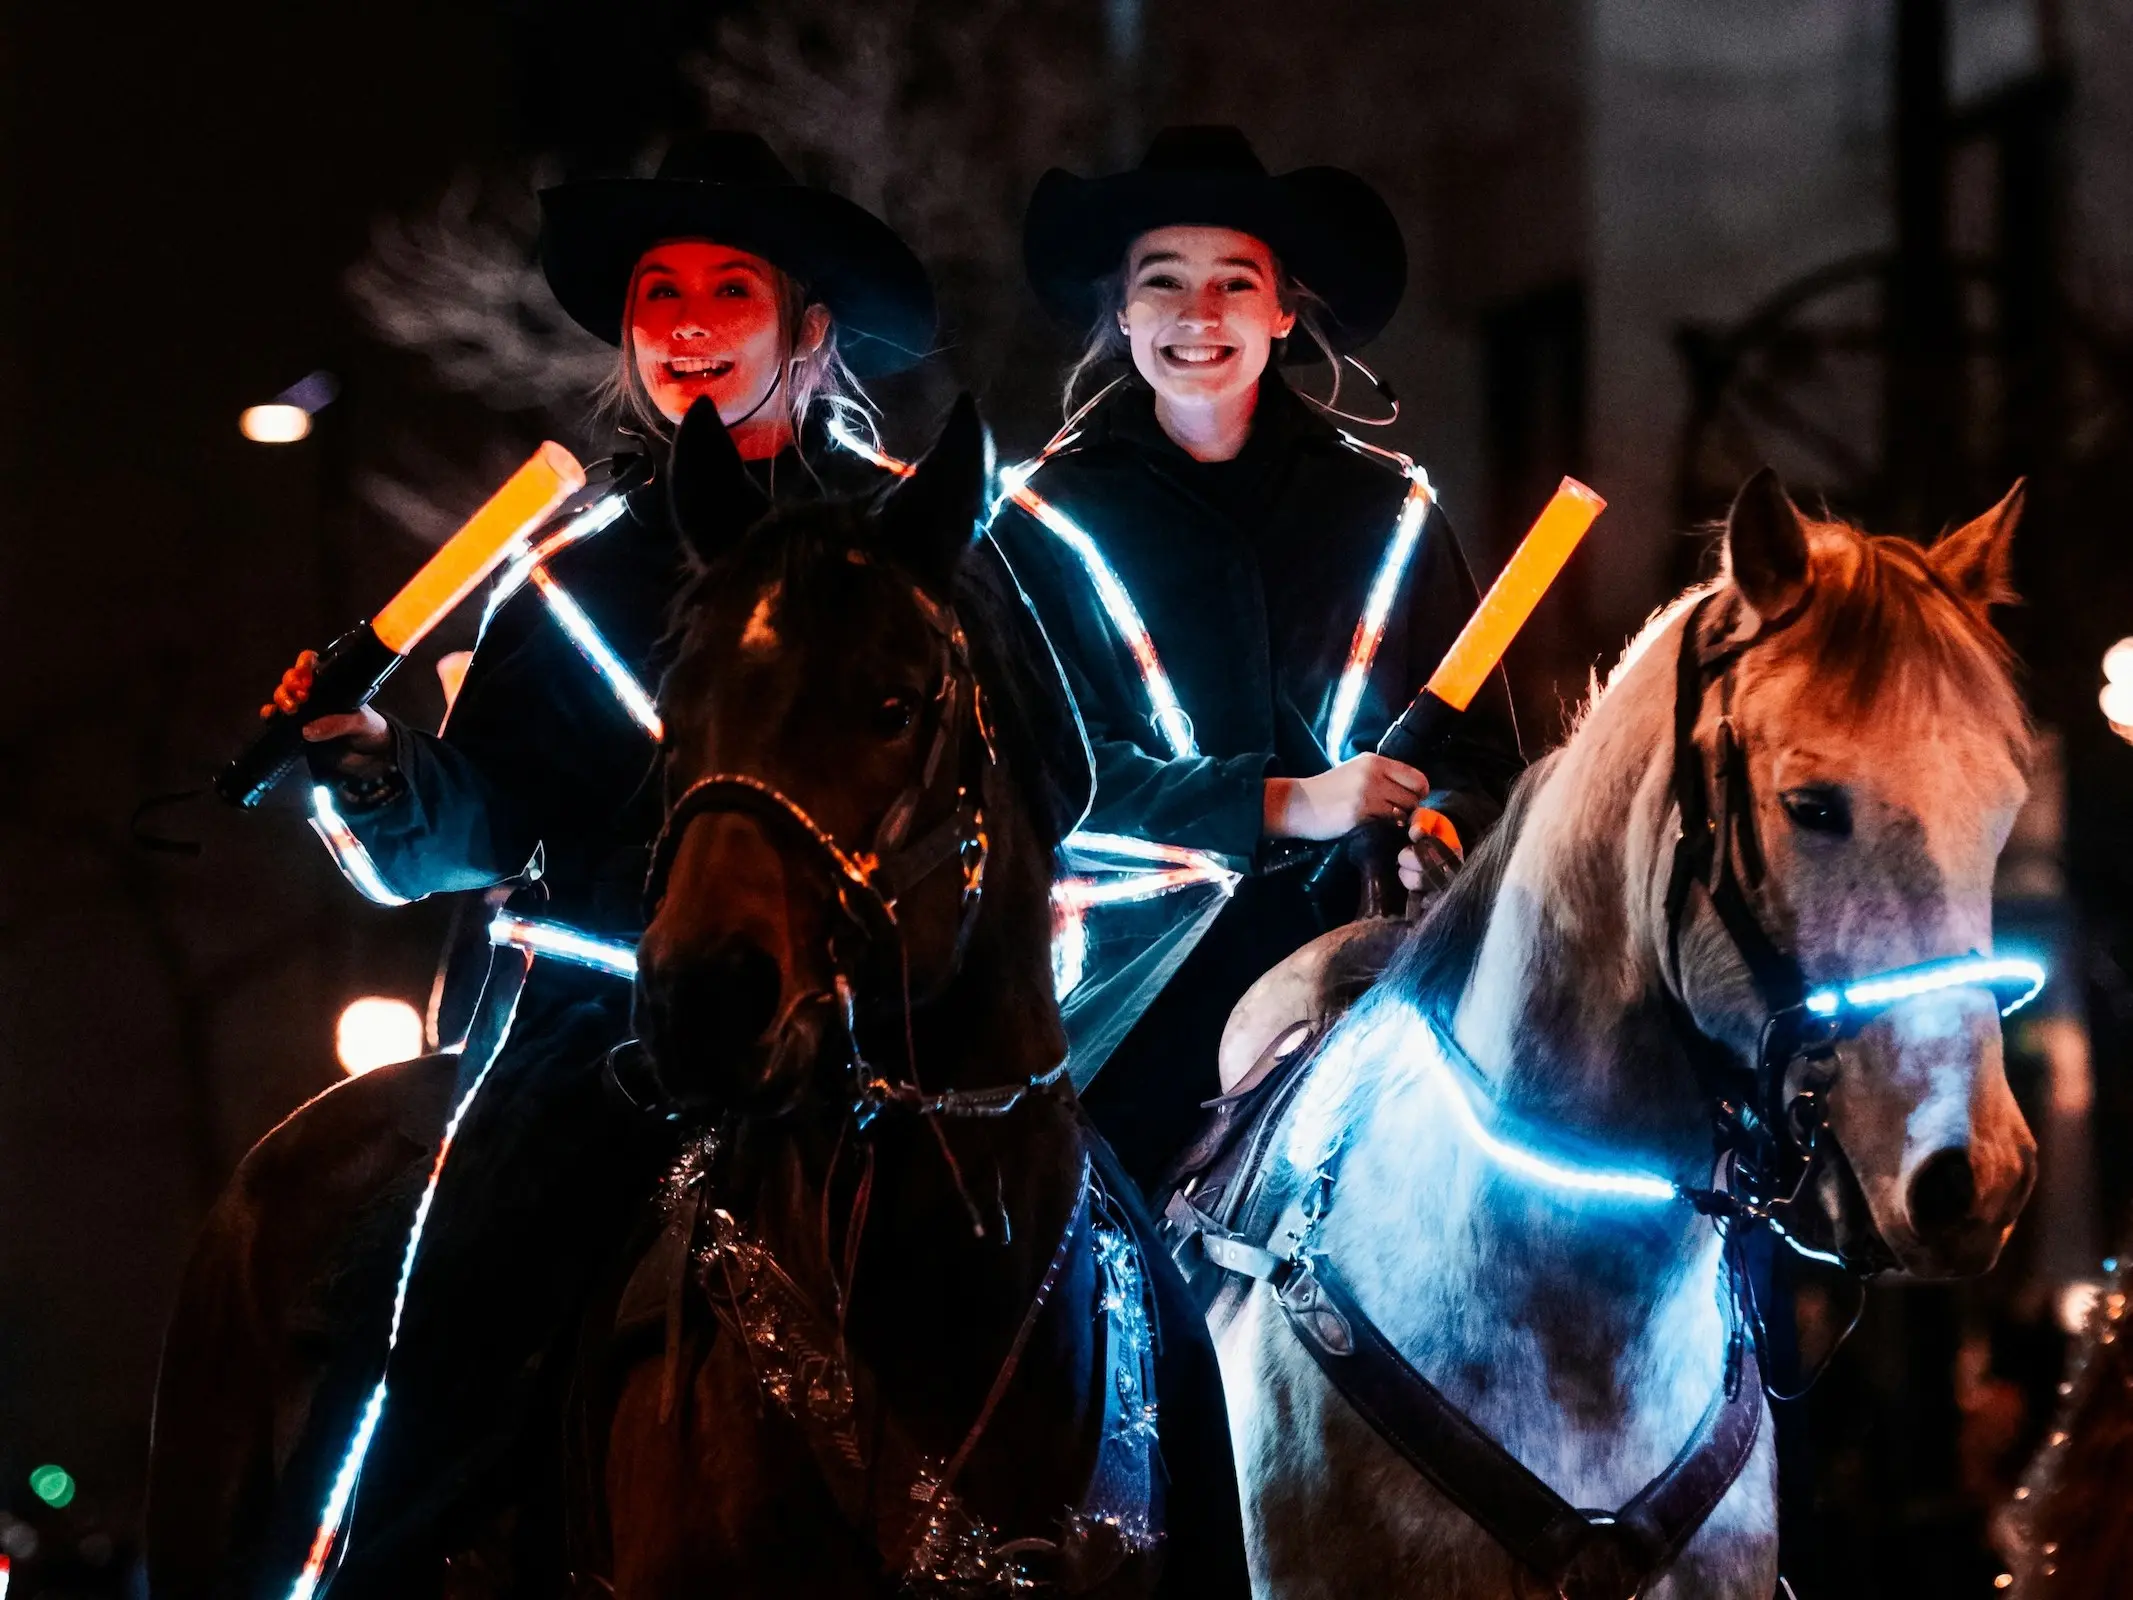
<box><xmin>217</xmin><ymin>442</ymin><xmax>586</xmax><ymax>807</ymax></box>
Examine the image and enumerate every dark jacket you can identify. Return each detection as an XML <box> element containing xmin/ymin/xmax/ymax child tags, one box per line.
<box><xmin>990</xmin><ymin>374</ymin><xmax>1524</xmax><ymax>1184</ymax></box>
<box><xmin>991</xmin><ymin>374</ymin><xmax>1521</xmax><ymax>864</ymax></box>
<box><xmin>333</xmin><ymin>448</ymin><xmax>879</xmax><ymax>941</ymax></box>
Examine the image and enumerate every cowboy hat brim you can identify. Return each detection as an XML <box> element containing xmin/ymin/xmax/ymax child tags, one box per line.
<box><xmin>539</xmin><ymin>179</ymin><xmax>937</xmax><ymax>378</ymax></box>
<box><xmin>1022</xmin><ymin>164</ymin><xmax>1406</xmax><ymax>354</ymax></box>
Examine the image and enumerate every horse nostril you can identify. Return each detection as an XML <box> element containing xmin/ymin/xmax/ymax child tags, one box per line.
<box><xmin>1906</xmin><ymin>1146</ymin><xmax>1978</xmax><ymax>1239</ymax></box>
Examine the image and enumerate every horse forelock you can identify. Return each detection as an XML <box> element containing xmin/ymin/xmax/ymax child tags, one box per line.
<box><xmin>1579</xmin><ymin>522</ymin><xmax>2029</xmax><ymax>767</ymax></box>
<box><xmin>663</xmin><ymin>500</ymin><xmax>1087</xmax><ymax>851</ymax></box>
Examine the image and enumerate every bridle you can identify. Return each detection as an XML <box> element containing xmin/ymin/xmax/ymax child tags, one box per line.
<box><xmin>642</xmin><ymin>557</ymin><xmax>1067</xmax><ymax>1125</ymax></box>
<box><xmin>1661</xmin><ymin>591</ymin><xmax>2038</xmax><ymax>1273</ymax></box>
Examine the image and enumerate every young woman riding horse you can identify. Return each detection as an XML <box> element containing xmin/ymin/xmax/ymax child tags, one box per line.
<box><xmin>993</xmin><ymin>126</ymin><xmax>1523</xmax><ymax>1185</ymax></box>
<box><xmin>1192</xmin><ymin>472</ymin><xmax>2037</xmax><ymax>1598</ymax></box>
<box><xmin>145</xmin><ymin>133</ymin><xmax>944</xmax><ymax>1591</ymax></box>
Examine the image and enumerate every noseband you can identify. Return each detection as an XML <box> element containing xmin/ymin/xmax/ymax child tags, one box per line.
<box><xmin>1662</xmin><ymin>592</ymin><xmax>2037</xmax><ymax>1269</ymax></box>
<box><xmin>643</xmin><ymin>562</ymin><xmax>1065</xmax><ymax>1123</ymax></box>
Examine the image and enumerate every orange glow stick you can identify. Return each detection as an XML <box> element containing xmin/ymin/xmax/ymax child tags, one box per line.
<box><xmin>371</xmin><ymin>441</ymin><xmax>585</xmax><ymax>652</ymax></box>
<box><xmin>1427</xmin><ymin>477</ymin><xmax>1604</xmax><ymax>712</ymax></box>
<box><xmin>1376</xmin><ymin>477</ymin><xmax>1603</xmax><ymax>767</ymax></box>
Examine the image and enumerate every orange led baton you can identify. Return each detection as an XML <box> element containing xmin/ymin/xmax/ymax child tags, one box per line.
<box><xmin>1377</xmin><ymin>477</ymin><xmax>1605</xmax><ymax>766</ymax></box>
<box><xmin>218</xmin><ymin>442</ymin><xmax>586</xmax><ymax>807</ymax></box>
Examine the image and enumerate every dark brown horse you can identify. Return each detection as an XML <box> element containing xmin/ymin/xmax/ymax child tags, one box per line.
<box><xmin>146</xmin><ymin>399</ymin><xmax>1247</xmax><ymax>1597</ymax></box>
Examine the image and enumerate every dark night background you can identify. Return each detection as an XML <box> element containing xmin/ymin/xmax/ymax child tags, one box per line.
<box><xmin>5</xmin><ymin>0</ymin><xmax>2133</xmax><ymax>1593</ymax></box>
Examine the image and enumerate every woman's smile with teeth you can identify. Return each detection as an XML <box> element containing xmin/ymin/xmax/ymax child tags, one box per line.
<box><xmin>666</xmin><ymin>354</ymin><xmax>735</xmax><ymax>379</ymax></box>
<box><xmin>1163</xmin><ymin>344</ymin><xmax>1234</xmax><ymax>366</ymax></box>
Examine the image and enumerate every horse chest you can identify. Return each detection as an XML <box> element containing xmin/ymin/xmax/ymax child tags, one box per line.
<box><xmin>1217</xmin><ymin>1288</ymin><xmax>1780</xmax><ymax>1599</ymax></box>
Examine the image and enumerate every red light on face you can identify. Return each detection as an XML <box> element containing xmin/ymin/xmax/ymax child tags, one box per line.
<box><xmin>628</xmin><ymin>241</ymin><xmax>792</xmax><ymax>429</ymax></box>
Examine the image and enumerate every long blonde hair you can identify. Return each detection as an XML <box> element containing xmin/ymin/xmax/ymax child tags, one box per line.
<box><xmin>596</xmin><ymin>252</ymin><xmax>876</xmax><ymax>446</ymax></box>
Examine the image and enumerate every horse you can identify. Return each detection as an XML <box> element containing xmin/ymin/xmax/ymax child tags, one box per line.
<box><xmin>1173</xmin><ymin>470</ymin><xmax>2039</xmax><ymax>1598</ymax></box>
<box><xmin>145</xmin><ymin>399</ymin><xmax>1248</xmax><ymax>1597</ymax></box>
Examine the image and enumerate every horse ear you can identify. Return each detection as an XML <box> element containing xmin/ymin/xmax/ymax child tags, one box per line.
<box><xmin>669</xmin><ymin>397</ymin><xmax>769</xmax><ymax>565</ymax></box>
<box><xmin>1723</xmin><ymin>466</ymin><xmax>1812</xmax><ymax>626</ymax></box>
<box><xmin>1931</xmin><ymin>480</ymin><xmax>2023</xmax><ymax>615</ymax></box>
<box><xmin>875</xmin><ymin>394</ymin><xmax>991</xmax><ymax>595</ymax></box>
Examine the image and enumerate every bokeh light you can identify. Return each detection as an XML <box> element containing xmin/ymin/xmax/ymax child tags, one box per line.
<box><xmin>335</xmin><ymin>997</ymin><xmax>424</xmax><ymax>1076</ymax></box>
<box><xmin>2100</xmin><ymin>678</ymin><xmax>2133</xmax><ymax>736</ymax></box>
<box><xmin>239</xmin><ymin>402</ymin><xmax>313</xmax><ymax>444</ymax></box>
<box><xmin>2104</xmin><ymin>636</ymin><xmax>2133</xmax><ymax>686</ymax></box>
<box><xmin>27</xmin><ymin>1464</ymin><xmax>74</xmax><ymax>1509</ymax></box>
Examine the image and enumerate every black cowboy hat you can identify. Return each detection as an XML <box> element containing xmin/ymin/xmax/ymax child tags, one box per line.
<box><xmin>1022</xmin><ymin>126</ymin><xmax>1406</xmax><ymax>354</ymax></box>
<box><xmin>539</xmin><ymin>131</ymin><xmax>937</xmax><ymax>377</ymax></box>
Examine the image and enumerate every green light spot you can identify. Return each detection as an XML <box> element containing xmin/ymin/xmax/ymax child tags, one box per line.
<box><xmin>28</xmin><ymin>1463</ymin><xmax>75</xmax><ymax>1509</ymax></box>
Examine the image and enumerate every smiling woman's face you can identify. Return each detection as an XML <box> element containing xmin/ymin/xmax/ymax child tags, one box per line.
<box><xmin>1119</xmin><ymin>226</ymin><xmax>1294</xmax><ymax>414</ymax></box>
<box><xmin>628</xmin><ymin>240</ymin><xmax>797</xmax><ymax>429</ymax></box>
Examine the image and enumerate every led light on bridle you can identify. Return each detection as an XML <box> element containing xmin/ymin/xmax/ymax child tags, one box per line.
<box><xmin>1663</xmin><ymin>591</ymin><xmax>2049</xmax><ymax>1261</ymax></box>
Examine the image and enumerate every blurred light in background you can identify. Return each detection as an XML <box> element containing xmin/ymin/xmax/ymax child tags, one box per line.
<box><xmin>26</xmin><ymin>1464</ymin><xmax>74</xmax><ymax>1510</ymax></box>
<box><xmin>336</xmin><ymin>997</ymin><xmax>424</xmax><ymax>1076</ymax></box>
<box><xmin>239</xmin><ymin>403</ymin><xmax>311</xmax><ymax>443</ymax></box>
<box><xmin>240</xmin><ymin>369</ymin><xmax>340</xmax><ymax>444</ymax></box>
<box><xmin>2102</xmin><ymin>638</ymin><xmax>2133</xmax><ymax>742</ymax></box>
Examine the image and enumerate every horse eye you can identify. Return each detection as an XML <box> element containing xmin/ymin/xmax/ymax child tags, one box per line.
<box><xmin>1781</xmin><ymin>787</ymin><xmax>1852</xmax><ymax>836</ymax></box>
<box><xmin>873</xmin><ymin>693</ymin><xmax>918</xmax><ymax>737</ymax></box>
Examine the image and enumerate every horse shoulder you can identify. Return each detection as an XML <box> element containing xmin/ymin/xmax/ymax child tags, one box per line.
<box><xmin>146</xmin><ymin>1053</ymin><xmax>460</xmax><ymax>1592</ymax></box>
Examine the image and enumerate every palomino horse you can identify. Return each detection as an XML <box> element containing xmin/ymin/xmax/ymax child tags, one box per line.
<box><xmin>1182</xmin><ymin>472</ymin><xmax>2038</xmax><ymax>1598</ymax></box>
<box><xmin>146</xmin><ymin>400</ymin><xmax>1246</xmax><ymax>1596</ymax></box>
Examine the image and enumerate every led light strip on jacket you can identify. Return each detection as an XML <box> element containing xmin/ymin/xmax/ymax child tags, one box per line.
<box><xmin>1322</xmin><ymin>445</ymin><xmax>1436</xmax><ymax>760</ymax></box>
<box><xmin>286</xmin><ymin>964</ymin><xmax>527</xmax><ymax>1599</ymax></box>
<box><xmin>480</xmin><ymin>493</ymin><xmax>631</xmax><ymax>635</ymax></box>
<box><xmin>525</xmin><ymin>569</ymin><xmax>664</xmax><ymax>739</ymax></box>
<box><xmin>996</xmin><ymin>457</ymin><xmax>1198</xmax><ymax>761</ymax></box>
<box><xmin>488</xmin><ymin>913</ymin><xmax>640</xmax><ymax>979</ymax></box>
<box><xmin>308</xmin><ymin>786</ymin><xmax>410</xmax><ymax>907</ymax></box>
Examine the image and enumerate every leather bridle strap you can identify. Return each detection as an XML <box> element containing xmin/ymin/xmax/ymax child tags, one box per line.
<box><xmin>1663</xmin><ymin>594</ymin><xmax>1808</xmax><ymax>1019</ymax></box>
<box><xmin>1282</xmin><ymin>1254</ymin><xmax>1763</xmax><ymax>1600</ymax></box>
<box><xmin>645</xmin><ymin>773</ymin><xmax>899</xmax><ymax>942</ymax></box>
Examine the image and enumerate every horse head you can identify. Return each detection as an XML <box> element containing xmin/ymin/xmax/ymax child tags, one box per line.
<box><xmin>635</xmin><ymin>396</ymin><xmax>1063</xmax><ymax>1116</ymax></box>
<box><xmin>1674</xmin><ymin>470</ymin><xmax>2036</xmax><ymax>1278</ymax></box>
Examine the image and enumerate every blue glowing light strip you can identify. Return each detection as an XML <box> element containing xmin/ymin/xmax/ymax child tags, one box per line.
<box><xmin>308</xmin><ymin>786</ymin><xmax>411</xmax><ymax>907</ymax></box>
<box><xmin>527</xmin><ymin>569</ymin><xmax>663</xmax><ymax>740</ymax></box>
<box><xmin>1802</xmin><ymin>953</ymin><xmax>2045</xmax><ymax>1020</ymax></box>
<box><xmin>1322</xmin><ymin>465</ymin><xmax>1435</xmax><ymax>761</ymax></box>
<box><xmin>1417</xmin><ymin>1020</ymin><xmax>1682</xmax><ymax>1204</ymax></box>
<box><xmin>998</xmin><ymin>461</ymin><xmax>1197</xmax><ymax>761</ymax></box>
<box><xmin>480</xmin><ymin>494</ymin><xmax>629</xmax><ymax>636</ymax></box>
<box><xmin>488</xmin><ymin>913</ymin><xmax>639</xmax><ymax>979</ymax></box>
<box><xmin>287</xmin><ymin>970</ymin><xmax>526</xmax><ymax>1598</ymax></box>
